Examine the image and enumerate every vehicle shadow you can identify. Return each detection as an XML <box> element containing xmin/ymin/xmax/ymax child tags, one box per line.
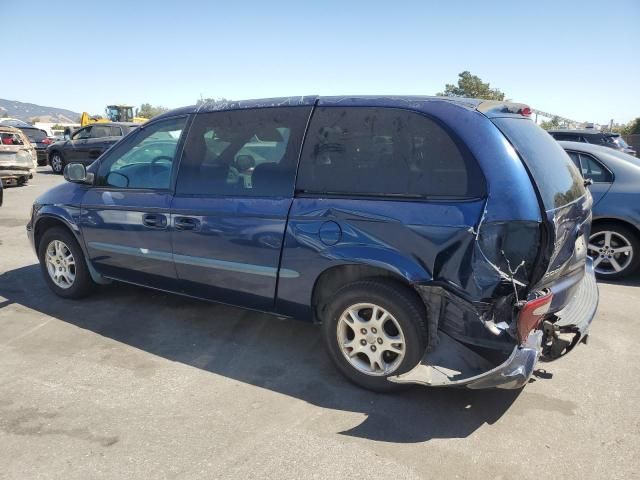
<box><xmin>597</xmin><ymin>272</ymin><xmax>640</xmax><ymax>287</ymax></box>
<box><xmin>0</xmin><ymin>264</ymin><xmax>523</xmax><ymax>443</ymax></box>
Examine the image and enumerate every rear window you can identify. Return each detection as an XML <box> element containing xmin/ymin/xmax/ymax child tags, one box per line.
<box><xmin>297</xmin><ymin>107</ymin><xmax>484</xmax><ymax>198</ymax></box>
<box><xmin>1</xmin><ymin>132</ymin><xmax>26</xmax><ymax>145</ymax></box>
<box><xmin>494</xmin><ymin>118</ymin><xmax>586</xmax><ymax>210</ymax></box>
<box><xmin>608</xmin><ymin>135</ymin><xmax>629</xmax><ymax>149</ymax></box>
<box><xmin>23</xmin><ymin>128</ymin><xmax>46</xmax><ymax>142</ymax></box>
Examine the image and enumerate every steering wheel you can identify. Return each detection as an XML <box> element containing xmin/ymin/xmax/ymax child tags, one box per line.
<box><xmin>151</xmin><ymin>155</ymin><xmax>173</xmax><ymax>166</ymax></box>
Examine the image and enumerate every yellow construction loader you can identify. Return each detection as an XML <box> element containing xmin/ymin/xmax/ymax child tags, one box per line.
<box><xmin>80</xmin><ymin>105</ymin><xmax>147</xmax><ymax>127</ymax></box>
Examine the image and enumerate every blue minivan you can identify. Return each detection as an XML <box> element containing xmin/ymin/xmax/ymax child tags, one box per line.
<box><xmin>27</xmin><ymin>96</ymin><xmax>598</xmax><ymax>392</ymax></box>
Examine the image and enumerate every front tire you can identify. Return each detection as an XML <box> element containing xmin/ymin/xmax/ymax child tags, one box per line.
<box><xmin>588</xmin><ymin>223</ymin><xmax>640</xmax><ymax>279</ymax></box>
<box><xmin>50</xmin><ymin>152</ymin><xmax>65</xmax><ymax>174</ymax></box>
<box><xmin>322</xmin><ymin>280</ymin><xmax>428</xmax><ymax>392</ymax></box>
<box><xmin>38</xmin><ymin>227</ymin><xmax>95</xmax><ymax>299</ymax></box>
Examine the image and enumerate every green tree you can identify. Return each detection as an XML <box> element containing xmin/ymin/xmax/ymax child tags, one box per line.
<box><xmin>137</xmin><ymin>103</ymin><xmax>169</xmax><ymax>119</ymax></box>
<box><xmin>610</xmin><ymin>118</ymin><xmax>640</xmax><ymax>135</ymax></box>
<box><xmin>437</xmin><ymin>71</ymin><xmax>505</xmax><ymax>100</ymax></box>
<box><xmin>540</xmin><ymin>116</ymin><xmax>561</xmax><ymax>130</ymax></box>
<box><xmin>626</xmin><ymin>118</ymin><xmax>640</xmax><ymax>135</ymax></box>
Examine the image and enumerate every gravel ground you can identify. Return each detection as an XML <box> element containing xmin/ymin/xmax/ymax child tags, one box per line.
<box><xmin>0</xmin><ymin>169</ymin><xmax>638</xmax><ymax>479</ymax></box>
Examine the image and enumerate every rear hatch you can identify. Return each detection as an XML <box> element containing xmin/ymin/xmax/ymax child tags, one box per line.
<box><xmin>21</xmin><ymin>127</ymin><xmax>47</xmax><ymax>149</ymax></box>
<box><xmin>492</xmin><ymin>117</ymin><xmax>591</xmax><ymax>313</ymax></box>
<box><xmin>0</xmin><ymin>130</ymin><xmax>35</xmax><ymax>171</ymax></box>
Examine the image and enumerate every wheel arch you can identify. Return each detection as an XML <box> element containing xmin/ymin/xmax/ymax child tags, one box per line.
<box><xmin>591</xmin><ymin>217</ymin><xmax>640</xmax><ymax>239</ymax></box>
<box><xmin>48</xmin><ymin>148</ymin><xmax>64</xmax><ymax>161</ymax></box>
<box><xmin>310</xmin><ymin>263</ymin><xmax>427</xmax><ymax>324</ymax></box>
<box><xmin>33</xmin><ymin>212</ymin><xmax>109</xmax><ymax>285</ymax></box>
<box><xmin>34</xmin><ymin>214</ymin><xmax>80</xmax><ymax>254</ymax></box>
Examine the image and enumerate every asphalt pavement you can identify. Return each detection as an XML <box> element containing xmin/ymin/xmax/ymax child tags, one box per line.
<box><xmin>0</xmin><ymin>169</ymin><xmax>638</xmax><ymax>479</ymax></box>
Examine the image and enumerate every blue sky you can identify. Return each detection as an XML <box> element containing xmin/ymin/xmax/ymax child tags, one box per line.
<box><xmin>2</xmin><ymin>0</ymin><xmax>639</xmax><ymax>124</ymax></box>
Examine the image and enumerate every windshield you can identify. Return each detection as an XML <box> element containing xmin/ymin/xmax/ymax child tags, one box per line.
<box><xmin>493</xmin><ymin>118</ymin><xmax>587</xmax><ymax>210</ymax></box>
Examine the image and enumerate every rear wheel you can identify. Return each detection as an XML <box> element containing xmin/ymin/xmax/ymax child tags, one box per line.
<box><xmin>322</xmin><ymin>280</ymin><xmax>428</xmax><ymax>392</ymax></box>
<box><xmin>588</xmin><ymin>223</ymin><xmax>640</xmax><ymax>279</ymax></box>
<box><xmin>38</xmin><ymin>227</ymin><xmax>95</xmax><ymax>298</ymax></box>
<box><xmin>50</xmin><ymin>152</ymin><xmax>65</xmax><ymax>174</ymax></box>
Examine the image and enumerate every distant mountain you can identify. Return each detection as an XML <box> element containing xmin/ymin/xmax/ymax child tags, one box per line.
<box><xmin>0</xmin><ymin>98</ymin><xmax>80</xmax><ymax>123</ymax></box>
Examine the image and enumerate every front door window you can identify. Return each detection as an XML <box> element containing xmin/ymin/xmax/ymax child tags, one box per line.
<box><xmin>97</xmin><ymin>116</ymin><xmax>186</xmax><ymax>189</ymax></box>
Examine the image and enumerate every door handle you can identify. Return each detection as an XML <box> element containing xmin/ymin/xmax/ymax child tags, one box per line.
<box><xmin>174</xmin><ymin>216</ymin><xmax>200</xmax><ymax>231</ymax></box>
<box><xmin>142</xmin><ymin>213</ymin><xmax>167</xmax><ymax>229</ymax></box>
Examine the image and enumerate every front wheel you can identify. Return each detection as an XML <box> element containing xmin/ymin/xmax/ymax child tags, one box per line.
<box><xmin>322</xmin><ymin>280</ymin><xmax>428</xmax><ymax>392</ymax></box>
<box><xmin>588</xmin><ymin>223</ymin><xmax>640</xmax><ymax>279</ymax></box>
<box><xmin>38</xmin><ymin>227</ymin><xmax>95</xmax><ymax>298</ymax></box>
<box><xmin>50</xmin><ymin>152</ymin><xmax>65</xmax><ymax>174</ymax></box>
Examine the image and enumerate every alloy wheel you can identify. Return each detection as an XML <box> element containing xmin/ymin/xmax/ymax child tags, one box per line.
<box><xmin>336</xmin><ymin>302</ymin><xmax>406</xmax><ymax>376</ymax></box>
<box><xmin>588</xmin><ymin>230</ymin><xmax>633</xmax><ymax>275</ymax></box>
<box><xmin>51</xmin><ymin>154</ymin><xmax>62</xmax><ymax>173</ymax></box>
<box><xmin>45</xmin><ymin>240</ymin><xmax>76</xmax><ymax>289</ymax></box>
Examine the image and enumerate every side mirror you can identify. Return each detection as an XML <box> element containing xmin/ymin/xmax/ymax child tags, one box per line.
<box><xmin>583</xmin><ymin>178</ymin><xmax>593</xmax><ymax>187</ymax></box>
<box><xmin>63</xmin><ymin>163</ymin><xmax>94</xmax><ymax>185</ymax></box>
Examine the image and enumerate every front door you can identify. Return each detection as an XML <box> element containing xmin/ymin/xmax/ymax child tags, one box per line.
<box><xmin>170</xmin><ymin>106</ymin><xmax>313</xmax><ymax>310</ymax></box>
<box><xmin>66</xmin><ymin>126</ymin><xmax>92</xmax><ymax>162</ymax></box>
<box><xmin>578</xmin><ymin>151</ymin><xmax>613</xmax><ymax>206</ymax></box>
<box><xmin>80</xmin><ymin>116</ymin><xmax>188</xmax><ymax>289</ymax></box>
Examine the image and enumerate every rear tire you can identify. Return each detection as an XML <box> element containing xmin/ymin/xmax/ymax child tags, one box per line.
<box><xmin>322</xmin><ymin>280</ymin><xmax>428</xmax><ymax>392</ymax></box>
<box><xmin>589</xmin><ymin>223</ymin><xmax>640</xmax><ymax>279</ymax></box>
<box><xmin>38</xmin><ymin>227</ymin><xmax>95</xmax><ymax>299</ymax></box>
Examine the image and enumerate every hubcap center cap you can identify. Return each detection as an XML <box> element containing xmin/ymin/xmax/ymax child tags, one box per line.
<box><xmin>366</xmin><ymin>333</ymin><xmax>377</xmax><ymax>345</ymax></box>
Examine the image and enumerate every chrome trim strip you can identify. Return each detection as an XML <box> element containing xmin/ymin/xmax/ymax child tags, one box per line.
<box><xmin>87</xmin><ymin>241</ymin><xmax>299</xmax><ymax>278</ymax></box>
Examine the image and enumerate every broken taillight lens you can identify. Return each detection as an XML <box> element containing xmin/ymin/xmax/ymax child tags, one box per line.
<box><xmin>517</xmin><ymin>292</ymin><xmax>553</xmax><ymax>343</ymax></box>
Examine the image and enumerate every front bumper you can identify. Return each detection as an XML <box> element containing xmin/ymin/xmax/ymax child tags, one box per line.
<box><xmin>389</xmin><ymin>262</ymin><xmax>598</xmax><ymax>389</ymax></box>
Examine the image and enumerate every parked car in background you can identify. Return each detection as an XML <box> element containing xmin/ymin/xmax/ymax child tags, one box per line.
<box><xmin>0</xmin><ymin>118</ymin><xmax>52</xmax><ymax>166</ymax></box>
<box><xmin>0</xmin><ymin>126</ymin><xmax>37</xmax><ymax>186</ymax></box>
<box><xmin>28</xmin><ymin>96</ymin><xmax>598</xmax><ymax>393</ymax></box>
<box><xmin>549</xmin><ymin>129</ymin><xmax>637</xmax><ymax>156</ymax></box>
<box><xmin>560</xmin><ymin>140</ymin><xmax>640</xmax><ymax>279</ymax></box>
<box><xmin>46</xmin><ymin>122</ymin><xmax>138</xmax><ymax>174</ymax></box>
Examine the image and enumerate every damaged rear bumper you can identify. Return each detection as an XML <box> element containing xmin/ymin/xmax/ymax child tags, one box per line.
<box><xmin>0</xmin><ymin>168</ymin><xmax>33</xmax><ymax>186</ymax></box>
<box><xmin>542</xmin><ymin>258</ymin><xmax>598</xmax><ymax>359</ymax></box>
<box><xmin>388</xmin><ymin>330</ymin><xmax>542</xmax><ymax>390</ymax></box>
<box><xmin>389</xmin><ymin>262</ymin><xmax>598</xmax><ymax>390</ymax></box>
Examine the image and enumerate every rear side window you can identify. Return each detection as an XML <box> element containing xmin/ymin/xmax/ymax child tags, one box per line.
<box><xmin>551</xmin><ymin>133</ymin><xmax>580</xmax><ymax>142</ymax></box>
<box><xmin>579</xmin><ymin>153</ymin><xmax>612</xmax><ymax>182</ymax></box>
<box><xmin>296</xmin><ymin>107</ymin><xmax>484</xmax><ymax>198</ymax></box>
<box><xmin>91</xmin><ymin>125</ymin><xmax>112</xmax><ymax>138</ymax></box>
<box><xmin>0</xmin><ymin>132</ymin><xmax>25</xmax><ymax>145</ymax></box>
<box><xmin>176</xmin><ymin>107</ymin><xmax>312</xmax><ymax>197</ymax></box>
<box><xmin>494</xmin><ymin>118</ymin><xmax>586</xmax><ymax>210</ymax></box>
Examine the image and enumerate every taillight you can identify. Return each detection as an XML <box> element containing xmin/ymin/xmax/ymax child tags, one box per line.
<box><xmin>42</xmin><ymin>138</ymin><xmax>53</xmax><ymax>145</ymax></box>
<box><xmin>520</xmin><ymin>106</ymin><xmax>532</xmax><ymax>116</ymax></box>
<box><xmin>517</xmin><ymin>292</ymin><xmax>553</xmax><ymax>343</ymax></box>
